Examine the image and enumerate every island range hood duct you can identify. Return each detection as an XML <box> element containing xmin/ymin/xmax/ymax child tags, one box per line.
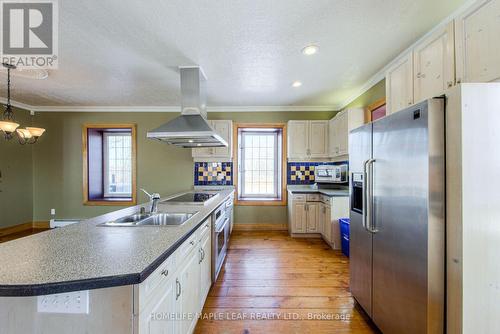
<box><xmin>146</xmin><ymin>66</ymin><xmax>228</xmax><ymax>148</ymax></box>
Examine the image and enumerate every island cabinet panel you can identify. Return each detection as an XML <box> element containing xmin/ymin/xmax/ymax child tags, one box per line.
<box><xmin>0</xmin><ymin>286</ymin><xmax>135</xmax><ymax>334</ymax></box>
<box><xmin>135</xmin><ymin>219</ymin><xmax>212</xmax><ymax>334</ymax></box>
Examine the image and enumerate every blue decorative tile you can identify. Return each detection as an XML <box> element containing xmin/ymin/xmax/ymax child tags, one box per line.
<box><xmin>287</xmin><ymin>161</ymin><xmax>348</xmax><ymax>185</ymax></box>
<box><xmin>194</xmin><ymin>162</ymin><xmax>233</xmax><ymax>186</ymax></box>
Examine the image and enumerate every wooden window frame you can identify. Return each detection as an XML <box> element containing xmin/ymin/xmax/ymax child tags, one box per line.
<box><xmin>365</xmin><ymin>98</ymin><xmax>387</xmax><ymax>122</ymax></box>
<box><xmin>233</xmin><ymin>123</ymin><xmax>287</xmax><ymax>206</ymax></box>
<box><xmin>82</xmin><ymin>124</ymin><xmax>137</xmax><ymax>206</ymax></box>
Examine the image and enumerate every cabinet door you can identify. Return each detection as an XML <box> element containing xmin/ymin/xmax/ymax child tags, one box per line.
<box><xmin>337</xmin><ymin>112</ymin><xmax>349</xmax><ymax>156</ymax></box>
<box><xmin>386</xmin><ymin>53</ymin><xmax>414</xmax><ymax>114</ymax></box>
<box><xmin>455</xmin><ymin>0</ymin><xmax>500</xmax><ymax>83</ymax></box>
<box><xmin>192</xmin><ymin>120</ymin><xmax>214</xmax><ymax>158</ymax></box>
<box><xmin>414</xmin><ymin>21</ymin><xmax>455</xmax><ymax>103</ymax></box>
<box><xmin>328</xmin><ymin>118</ymin><xmax>337</xmax><ymax>157</ymax></box>
<box><xmin>138</xmin><ymin>279</ymin><xmax>176</xmax><ymax>334</ymax></box>
<box><xmin>287</xmin><ymin>121</ymin><xmax>309</xmax><ymax>159</ymax></box>
<box><xmin>178</xmin><ymin>249</ymin><xmax>200</xmax><ymax>334</ymax></box>
<box><xmin>319</xmin><ymin>203</ymin><xmax>326</xmax><ymax>236</ymax></box>
<box><xmin>199</xmin><ymin>234</ymin><xmax>212</xmax><ymax>309</ymax></box>
<box><xmin>292</xmin><ymin>202</ymin><xmax>307</xmax><ymax>233</ymax></box>
<box><xmin>309</xmin><ymin>121</ymin><xmax>329</xmax><ymax>158</ymax></box>
<box><xmin>213</xmin><ymin>120</ymin><xmax>233</xmax><ymax>158</ymax></box>
<box><xmin>306</xmin><ymin>202</ymin><xmax>319</xmax><ymax>233</ymax></box>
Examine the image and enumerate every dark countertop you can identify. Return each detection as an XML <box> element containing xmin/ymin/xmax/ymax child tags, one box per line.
<box><xmin>0</xmin><ymin>189</ymin><xmax>234</xmax><ymax>297</ymax></box>
<box><xmin>287</xmin><ymin>185</ymin><xmax>349</xmax><ymax>197</ymax></box>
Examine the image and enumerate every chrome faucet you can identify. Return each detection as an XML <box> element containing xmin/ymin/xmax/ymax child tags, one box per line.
<box><xmin>141</xmin><ymin>189</ymin><xmax>161</xmax><ymax>214</ymax></box>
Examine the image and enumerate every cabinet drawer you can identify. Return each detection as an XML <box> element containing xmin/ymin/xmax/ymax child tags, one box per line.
<box><xmin>176</xmin><ymin>232</ymin><xmax>199</xmax><ymax>265</ymax></box>
<box><xmin>306</xmin><ymin>194</ymin><xmax>321</xmax><ymax>202</ymax></box>
<box><xmin>139</xmin><ymin>252</ymin><xmax>175</xmax><ymax>308</ymax></box>
<box><xmin>321</xmin><ymin>195</ymin><xmax>331</xmax><ymax>204</ymax></box>
<box><xmin>198</xmin><ymin>219</ymin><xmax>211</xmax><ymax>241</ymax></box>
<box><xmin>292</xmin><ymin>194</ymin><xmax>306</xmax><ymax>202</ymax></box>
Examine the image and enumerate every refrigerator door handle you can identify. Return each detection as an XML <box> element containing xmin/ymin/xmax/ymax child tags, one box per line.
<box><xmin>362</xmin><ymin>160</ymin><xmax>369</xmax><ymax>231</ymax></box>
<box><xmin>366</xmin><ymin>159</ymin><xmax>378</xmax><ymax>233</ymax></box>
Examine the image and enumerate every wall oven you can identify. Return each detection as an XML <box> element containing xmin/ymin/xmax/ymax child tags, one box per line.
<box><xmin>212</xmin><ymin>203</ymin><xmax>229</xmax><ymax>281</ymax></box>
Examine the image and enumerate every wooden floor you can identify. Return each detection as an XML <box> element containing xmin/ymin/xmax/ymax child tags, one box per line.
<box><xmin>0</xmin><ymin>227</ymin><xmax>50</xmax><ymax>243</ymax></box>
<box><xmin>195</xmin><ymin>230</ymin><xmax>378</xmax><ymax>334</ymax></box>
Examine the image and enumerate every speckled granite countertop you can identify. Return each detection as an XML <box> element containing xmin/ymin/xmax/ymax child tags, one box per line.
<box><xmin>0</xmin><ymin>189</ymin><xmax>234</xmax><ymax>297</ymax></box>
<box><xmin>287</xmin><ymin>185</ymin><xmax>349</xmax><ymax>197</ymax></box>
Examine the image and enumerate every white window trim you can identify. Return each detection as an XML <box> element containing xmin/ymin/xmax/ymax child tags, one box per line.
<box><xmin>237</xmin><ymin>128</ymin><xmax>283</xmax><ymax>201</ymax></box>
<box><xmin>103</xmin><ymin>132</ymin><xmax>132</xmax><ymax>198</ymax></box>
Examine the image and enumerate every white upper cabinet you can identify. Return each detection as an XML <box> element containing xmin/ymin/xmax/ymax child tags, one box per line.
<box><xmin>455</xmin><ymin>0</ymin><xmax>500</xmax><ymax>84</ymax></box>
<box><xmin>329</xmin><ymin>108</ymin><xmax>364</xmax><ymax>158</ymax></box>
<box><xmin>287</xmin><ymin>120</ymin><xmax>328</xmax><ymax>160</ymax></box>
<box><xmin>192</xmin><ymin>120</ymin><xmax>233</xmax><ymax>161</ymax></box>
<box><xmin>413</xmin><ymin>21</ymin><xmax>455</xmax><ymax>103</ymax></box>
<box><xmin>386</xmin><ymin>53</ymin><xmax>414</xmax><ymax>115</ymax></box>
<box><xmin>309</xmin><ymin>121</ymin><xmax>329</xmax><ymax>158</ymax></box>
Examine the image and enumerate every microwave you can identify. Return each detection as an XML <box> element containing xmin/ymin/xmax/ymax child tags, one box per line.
<box><xmin>315</xmin><ymin>164</ymin><xmax>348</xmax><ymax>184</ymax></box>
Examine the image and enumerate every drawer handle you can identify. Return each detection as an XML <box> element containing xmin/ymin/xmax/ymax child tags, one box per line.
<box><xmin>161</xmin><ymin>269</ymin><xmax>169</xmax><ymax>277</ymax></box>
<box><xmin>190</xmin><ymin>240</ymin><xmax>195</xmax><ymax>246</ymax></box>
<box><xmin>175</xmin><ymin>279</ymin><xmax>181</xmax><ymax>300</ymax></box>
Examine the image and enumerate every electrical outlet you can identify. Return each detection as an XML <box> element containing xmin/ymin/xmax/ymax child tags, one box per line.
<box><xmin>50</xmin><ymin>208</ymin><xmax>56</xmax><ymax>215</ymax></box>
<box><xmin>37</xmin><ymin>290</ymin><xmax>89</xmax><ymax>314</ymax></box>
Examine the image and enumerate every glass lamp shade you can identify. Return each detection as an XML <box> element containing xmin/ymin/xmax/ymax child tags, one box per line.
<box><xmin>16</xmin><ymin>128</ymin><xmax>33</xmax><ymax>139</ymax></box>
<box><xmin>0</xmin><ymin>120</ymin><xmax>20</xmax><ymax>133</ymax></box>
<box><xmin>26</xmin><ymin>127</ymin><xmax>46</xmax><ymax>137</ymax></box>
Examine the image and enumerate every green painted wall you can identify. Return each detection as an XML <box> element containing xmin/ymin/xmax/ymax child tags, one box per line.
<box><xmin>31</xmin><ymin>110</ymin><xmax>337</xmax><ymax>225</ymax></box>
<box><xmin>0</xmin><ymin>108</ymin><xmax>34</xmax><ymax>228</ymax></box>
<box><xmin>345</xmin><ymin>79</ymin><xmax>386</xmax><ymax>109</ymax></box>
<box><xmin>1</xmin><ymin>83</ymin><xmax>384</xmax><ymax>228</ymax></box>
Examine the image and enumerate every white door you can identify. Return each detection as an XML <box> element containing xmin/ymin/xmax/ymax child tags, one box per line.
<box><xmin>293</xmin><ymin>202</ymin><xmax>307</xmax><ymax>233</ymax></box>
<box><xmin>414</xmin><ymin>21</ymin><xmax>455</xmax><ymax>103</ymax></box>
<box><xmin>178</xmin><ymin>250</ymin><xmax>200</xmax><ymax>334</ymax></box>
<box><xmin>287</xmin><ymin>121</ymin><xmax>309</xmax><ymax>159</ymax></box>
<box><xmin>306</xmin><ymin>202</ymin><xmax>319</xmax><ymax>233</ymax></box>
<box><xmin>455</xmin><ymin>0</ymin><xmax>500</xmax><ymax>83</ymax></box>
<box><xmin>213</xmin><ymin>120</ymin><xmax>232</xmax><ymax>158</ymax></box>
<box><xmin>386</xmin><ymin>53</ymin><xmax>414</xmax><ymax>114</ymax></box>
<box><xmin>138</xmin><ymin>279</ymin><xmax>176</xmax><ymax>334</ymax></box>
<box><xmin>199</xmin><ymin>234</ymin><xmax>212</xmax><ymax>309</ymax></box>
<box><xmin>309</xmin><ymin>121</ymin><xmax>329</xmax><ymax>158</ymax></box>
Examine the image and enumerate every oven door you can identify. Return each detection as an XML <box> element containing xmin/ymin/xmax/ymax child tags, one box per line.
<box><xmin>213</xmin><ymin>215</ymin><xmax>229</xmax><ymax>281</ymax></box>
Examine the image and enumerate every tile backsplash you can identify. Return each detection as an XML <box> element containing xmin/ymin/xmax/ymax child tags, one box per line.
<box><xmin>194</xmin><ymin>162</ymin><xmax>233</xmax><ymax>186</ymax></box>
<box><xmin>287</xmin><ymin>161</ymin><xmax>348</xmax><ymax>185</ymax></box>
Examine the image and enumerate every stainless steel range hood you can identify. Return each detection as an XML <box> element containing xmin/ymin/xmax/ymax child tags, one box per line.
<box><xmin>147</xmin><ymin>66</ymin><xmax>228</xmax><ymax>148</ymax></box>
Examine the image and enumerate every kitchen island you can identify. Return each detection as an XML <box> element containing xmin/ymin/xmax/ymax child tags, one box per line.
<box><xmin>0</xmin><ymin>189</ymin><xmax>234</xmax><ymax>334</ymax></box>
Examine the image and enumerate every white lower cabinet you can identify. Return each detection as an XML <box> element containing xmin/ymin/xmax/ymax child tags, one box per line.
<box><xmin>136</xmin><ymin>218</ymin><xmax>212</xmax><ymax>334</ymax></box>
<box><xmin>288</xmin><ymin>192</ymin><xmax>349</xmax><ymax>250</ymax></box>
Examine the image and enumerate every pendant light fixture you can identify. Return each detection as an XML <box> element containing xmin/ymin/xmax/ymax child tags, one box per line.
<box><xmin>0</xmin><ymin>63</ymin><xmax>45</xmax><ymax>144</ymax></box>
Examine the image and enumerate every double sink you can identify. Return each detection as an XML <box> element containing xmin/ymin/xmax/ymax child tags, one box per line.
<box><xmin>100</xmin><ymin>212</ymin><xmax>197</xmax><ymax>227</ymax></box>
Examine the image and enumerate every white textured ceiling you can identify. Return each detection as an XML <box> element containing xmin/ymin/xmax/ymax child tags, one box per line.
<box><xmin>0</xmin><ymin>0</ymin><xmax>467</xmax><ymax>110</ymax></box>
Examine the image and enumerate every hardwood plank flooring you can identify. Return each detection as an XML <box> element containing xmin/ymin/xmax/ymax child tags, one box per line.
<box><xmin>195</xmin><ymin>230</ymin><xmax>379</xmax><ymax>334</ymax></box>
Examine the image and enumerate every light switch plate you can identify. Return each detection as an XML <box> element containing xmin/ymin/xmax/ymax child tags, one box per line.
<box><xmin>37</xmin><ymin>290</ymin><xmax>89</xmax><ymax>314</ymax></box>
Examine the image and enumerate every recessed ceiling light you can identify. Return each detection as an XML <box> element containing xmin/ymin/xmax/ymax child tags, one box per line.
<box><xmin>302</xmin><ymin>45</ymin><xmax>319</xmax><ymax>56</ymax></box>
<box><xmin>292</xmin><ymin>81</ymin><xmax>302</xmax><ymax>88</ymax></box>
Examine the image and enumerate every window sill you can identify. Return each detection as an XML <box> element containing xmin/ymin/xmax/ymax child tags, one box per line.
<box><xmin>84</xmin><ymin>198</ymin><xmax>136</xmax><ymax>206</ymax></box>
<box><xmin>235</xmin><ymin>198</ymin><xmax>286</xmax><ymax>206</ymax></box>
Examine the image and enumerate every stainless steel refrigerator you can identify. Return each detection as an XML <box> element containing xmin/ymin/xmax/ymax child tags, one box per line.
<box><xmin>349</xmin><ymin>98</ymin><xmax>445</xmax><ymax>334</ymax></box>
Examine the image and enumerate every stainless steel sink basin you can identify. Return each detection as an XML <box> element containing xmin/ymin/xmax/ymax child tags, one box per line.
<box><xmin>99</xmin><ymin>212</ymin><xmax>197</xmax><ymax>227</ymax></box>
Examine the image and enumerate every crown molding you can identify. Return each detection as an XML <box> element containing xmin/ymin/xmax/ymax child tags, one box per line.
<box><xmin>0</xmin><ymin>100</ymin><xmax>339</xmax><ymax>113</ymax></box>
<box><xmin>337</xmin><ymin>0</ymin><xmax>477</xmax><ymax>110</ymax></box>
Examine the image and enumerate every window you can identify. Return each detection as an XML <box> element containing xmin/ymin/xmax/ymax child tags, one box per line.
<box><xmin>83</xmin><ymin>124</ymin><xmax>136</xmax><ymax>205</ymax></box>
<box><xmin>235</xmin><ymin>124</ymin><xmax>286</xmax><ymax>205</ymax></box>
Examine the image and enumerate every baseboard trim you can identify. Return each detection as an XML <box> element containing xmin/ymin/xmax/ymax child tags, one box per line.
<box><xmin>0</xmin><ymin>221</ymin><xmax>50</xmax><ymax>237</ymax></box>
<box><xmin>290</xmin><ymin>233</ymin><xmax>323</xmax><ymax>238</ymax></box>
<box><xmin>233</xmin><ymin>223</ymin><xmax>288</xmax><ymax>231</ymax></box>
